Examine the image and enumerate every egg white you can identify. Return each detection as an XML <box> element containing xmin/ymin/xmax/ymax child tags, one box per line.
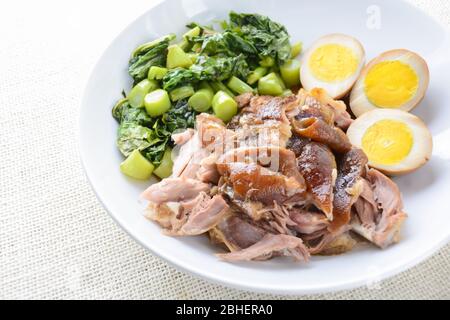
<box><xmin>350</xmin><ymin>49</ymin><xmax>429</xmax><ymax>118</ymax></box>
<box><xmin>300</xmin><ymin>34</ymin><xmax>366</xmax><ymax>99</ymax></box>
<box><xmin>347</xmin><ymin>109</ymin><xmax>432</xmax><ymax>175</ymax></box>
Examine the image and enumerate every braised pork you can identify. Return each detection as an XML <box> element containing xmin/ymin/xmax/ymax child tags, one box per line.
<box><xmin>143</xmin><ymin>89</ymin><xmax>408</xmax><ymax>262</ymax></box>
<box><xmin>141</xmin><ymin>177</ymin><xmax>210</xmax><ymax>204</ymax></box>
<box><xmin>216</xmin><ymin>234</ymin><xmax>310</xmax><ymax>262</ymax></box>
<box><xmin>330</xmin><ymin>148</ymin><xmax>368</xmax><ymax>231</ymax></box>
<box><xmin>352</xmin><ymin>169</ymin><xmax>407</xmax><ymax>248</ymax></box>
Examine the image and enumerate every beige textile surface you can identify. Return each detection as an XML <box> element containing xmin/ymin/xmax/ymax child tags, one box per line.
<box><xmin>0</xmin><ymin>0</ymin><xmax>449</xmax><ymax>299</ymax></box>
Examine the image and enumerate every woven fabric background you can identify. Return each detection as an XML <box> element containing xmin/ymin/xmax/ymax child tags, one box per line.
<box><xmin>0</xmin><ymin>0</ymin><xmax>449</xmax><ymax>300</ymax></box>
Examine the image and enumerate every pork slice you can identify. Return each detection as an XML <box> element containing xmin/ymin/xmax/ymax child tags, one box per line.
<box><xmin>196</xmin><ymin>113</ymin><xmax>234</xmax><ymax>152</ymax></box>
<box><xmin>216</xmin><ymin>234</ymin><xmax>310</xmax><ymax>262</ymax></box>
<box><xmin>291</xmin><ymin>117</ymin><xmax>352</xmax><ymax>153</ymax></box>
<box><xmin>244</xmin><ymin>94</ymin><xmax>298</xmax><ymax>125</ymax></box>
<box><xmin>196</xmin><ymin>154</ymin><xmax>220</xmax><ymax>184</ymax></box>
<box><xmin>179</xmin><ymin>148</ymin><xmax>211</xmax><ymax>179</ymax></box>
<box><xmin>234</xmin><ymin>120</ymin><xmax>292</xmax><ymax>148</ymax></box>
<box><xmin>229</xmin><ymin>94</ymin><xmax>297</xmax><ymax>147</ymax></box>
<box><xmin>351</xmin><ymin>169</ymin><xmax>407</xmax><ymax>248</ymax></box>
<box><xmin>172</xmin><ymin>128</ymin><xmax>195</xmax><ymax>145</ymax></box>
<box><xmin>307</xmin><ymin>224</ymin><xmax>351</xmax><ymax>254</ymax></box>
<box><xmin>235</xmin><ymin>92</ymin><xmax>253</xmax><ymax>109</ymax></box>
<box><xmin>226</xmin><ymin>197</ymin><xmax>267</xmax><ymax>221</ymax></box>
<box><xmin>352</xmin><ymin>178</ymin><xmax>378</xmax><ymax>227</ymax></box>
<box><xmin>368</xmin><ymin>169</ymin><xmax>404</xmax><ymax>219</ymax></box>
<box><xmin>217</xmin><ymin>162</ymin><xmax>305</xmax><ymax>205</ymax></box>
<box><xmin>296</xmin><ymin>142</ymin><xmax>337</xmax><ymax>219</ymax></box>
<box><xmin>330</xmin><ymin>148</ymin><xmax>368</xmax><ymax>231</ymax></box>
<box><xmin>317</xmin><ymin>232</ymin><xmax>356</xmax><ymax>255</ymax></box>
<box><xmin>218</xmin><ymin>146</ymin><xmax>305</xmax><ymax>186</ymax></box>
<box><xmin>171</xmin><ymin>131</ymin><xmax>201</xmax><ymax>178</ymax></box>
<box><xmin>289</xmin><ymin>208</ymin><xmax>330</xmax><ymax>235</ymax></box>
<box><xmin>214</xmin><ymin>215</ymin><xmax>268</xmax><ymax>251</ymax></box>
<box><xmin>296</xmin><ymin>88</ymin><xmax>353</xmax><ymax>130</ymax></box>
<box><xmin>141</xmin><ymin>177</ymin><xmax>210</xmax><ymax>204</ymax></box>
<box><xmin>174</xmin><ymin>194</ymin><xmax>230</xmax><ymax>236</ymax></box>
<box><xmin>145</xmin><ymin>202</ymin><xmax>183</xmax><ymax>230</ymax></box>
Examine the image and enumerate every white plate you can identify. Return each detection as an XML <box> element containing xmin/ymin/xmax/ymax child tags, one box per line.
<box><xmin>80</xmin><ymin>0</ymin><xmax>450</xmax><ymax>294</ymax></box>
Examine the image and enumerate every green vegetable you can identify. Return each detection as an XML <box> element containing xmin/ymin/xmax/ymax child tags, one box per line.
<box><xmin>191</xmin><ymin>42</ymin><xmax>202</xmax><ymax>52</ymax></box>
<box><xmin>128</xmin><ymin>79</ymin><xmax>159</xmax><ymax>108</ymax></box>
<box><xmin>166</xmin><ymin>45</ymin><xmax>193</xmax><ymax>69</ymax></box>
<box><xmin>145</xmin><ymin>100</ymin><xmax>197</xmax><ymax>164</ymax></box>
<box><xmin>290</xmin><ymin>41</ymin><xmax>303</xmax><ymax>58</ymax></box>
<box><xmin>274</xmin><ymin>72</ymin><xmax>286</xmax><ymax>89</ymax></box>
<box><xmin>117</xmin><ymin>122</ymin><xmax>153</xmax><ymax>157</ymax></box>
<box><xmin>184</xmin><ymin>26</ymin><xmax>201</xmax><ymax>40</ymax></box>
<box><xmin>247</xmin><ymin>67</ymin><xmax>268</xmax><ymax>85</ymax></box>
<box><xmin>162</xmin><ymin>68</ymin><xmax>196</xmax><ymax>92</ymax></box>
<box><xmin>112</xmin><ymin>98</ymin><xmax>129</xmax><ymax>121</ymax></box>
<box><xmin>170</xmin><ymin>85</ymin><xmax>195</xmax><ymax>101</ymax></box>
<box><xmin>114</xmin><ymin>100</ymin><xmax>152</xmax><ymax>126</ymax></box>
<box><xmin>129</xmin><ymin>35</ymin><xmax>174</xmax><ymax>82</ymax></box>
<box><xmin>162</xmin><ymin>99</ymin><xmax>197</xmax><ymax>132</ymax></box>
<box><xmin>280</xmin><ymin>59</ymin><xmax>301</xmax><ymax>88</ymax></box>
<box><xmin>210</xmin><ymin>81</ymin><xmax>235</xmax><ymax>97</ymax></box>
<box><xmin>259</xmin><ymin>56</ymin><xmax>275</xmax><ymax>67</ymax></box>
<box><xmin>227</xmin><ymin>76</ymin><xmax>254</xmax><ymax>94</ymax></box>
<box><xmin>153</xmin><ymin>148</ymin><xmax>173</xmax><ymax>179</ymax></box>
<box><xmin>212</xmin><ymin>91</ymin><xmax>238</xmax><ymax>122</ymax></box>
<box><xmin>281</xmin><ymin>89</ymin><xmax>293</xmax><ymax>97</ymax></box>
<box><xmin>229</xmin><ymin>12</ymin><xmax>291</xmax><ymax>65</ymax></box>
<box><xmin>187</xmin><ymin>53</ymin><xmax>199</xmax><ymax>64</ymax></box>
<box><xmin>188</xmin><ymin>88</ymin><xmax>214</xmax><ymax>112</ymax></box>
<box><xmin>120</xmin><ymin>149</ymin><xmax>155</xmax><ymax>180</ymax></box>
<box><xmin>194</xmin><ymin>32</ymin><xmax>257</xmax><ymax>59</ymax></box>
<box><xmin>178</xmin><ymin>27</ymin><xmax>200</xmax><ymax>51</ymax></box>
<box><xmin>144</xmin><ymin>89</ymin><xmax>171</xmax><ymax>117</ymax></box>
<box><xmin>162</xmin><ymin>55</ymin><xmax>249</xmax><ymax>91</ymax></box>
<box><xmin>115</xmin><ymin>12</ymin><xmax>298</xmax><ymax>176</ymax></box>
<box><xmin>258</xmin><ymin>72</ymin><xmax>284</xmax><ymax>96</ymax></box>
<box><xmin>131</xmin><ymin>34</ymin><xmax>175</xmax><ymax>58</ymax></box>
<box><xmin>199</xmin><ymin>81</ymin><xmax>213</xmax><ymax>91</ymax></box>
<box><xmin>191</xmin><ymin>54</ymin><xmax>249</xmax><ymax>82</ymax></box>
<box><xmin>148</xmin><ymin>66</ymin><xmax>168</xmax><ymax>80</ymax></box>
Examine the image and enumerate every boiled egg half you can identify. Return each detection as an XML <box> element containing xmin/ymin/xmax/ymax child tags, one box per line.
<box><xmin>347</xmin><ymin>109</ymin><xmax>432</xmax><ymax>175</ymax></box>
<box><xmin>300</xmin><ymin>34</ymin><xmax>365</xmax><ymax>99</ymax></box>
<box><xmin>350</xmin><ymin>49</ymin><xmax>429</xmax><ymax>117</ymax></box>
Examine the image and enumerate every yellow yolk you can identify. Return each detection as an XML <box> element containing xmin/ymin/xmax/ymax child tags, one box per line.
<box><xmin>362</xmin><ymin>119</ymin><xmax>413</xmax><ymax>165</ymax></box>
<box><xmin>308</xmin><ymin>44</ymin><xmax>358</xmax><ymax>82</ymax></box>
<box><xmin>364</xmin><ymin>61</ymin><xmax>419</xmax><ymax>108</ymax></box>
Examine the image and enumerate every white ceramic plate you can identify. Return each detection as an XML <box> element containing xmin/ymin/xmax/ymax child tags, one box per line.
<box><xmin>80</xmin><ymin>0</ymin><xmax>450</xmax><ymax>294</ymax></box>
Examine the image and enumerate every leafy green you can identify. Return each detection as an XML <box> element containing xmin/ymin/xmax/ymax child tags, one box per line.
<box><xmin>112</xmin><ymin>98</ymin><xmax>128</xmax><ymax>121</ymax></box>
<box><xmin>114</xmin><ymin>12</ymin><xmax>294</xmax><ymax>172</ymax></box>
<box><xmin>117</xmin><ymin>122</ymin><xmax>153</xmax><ymax>157</ymax></box>
<box><xmin>115</xmin><ymin>98</ymin><xmax>197</xmax><ymax>165</ymax></box>
<box><xmin>228</xmin><ymin>12</ymin><xmax>291</xmax><ymax>65</ymax></box>
<box><xmin>144</xmin><ymin>99</ymin><xmax>198</xmax><ymax>164</ymax></box>
<box><xmin>113</xmin><ymin>99</ymin><xmax>152</xmax><ymax>126</ymax></box>
<box><xmin>193</xmin><ymin>31</ymin><xmax>258</xmax><ymax>60</ymax></box>
<box><xmin>162</xmin><ymin>99</ymin><xmax>197</xmax><ymax>131</ymax></box>
<box><xmin>128</xmin><ymin>37</ymin><xmax>171</xmax><ymax>82</ymax></box>
<box><xmin>193</xmin><ymin>54</ymin><xmax>249</xmax><ymax>82</ymax></box>
<box><xmin>162</xmin><ymin>54</ymin><xmax>249</xmax><ymax>91</ymax></box>
<box><xmin>162</xmin><ymin>68</ymin><xmax>196</xmax><ymax>92</ymax></box>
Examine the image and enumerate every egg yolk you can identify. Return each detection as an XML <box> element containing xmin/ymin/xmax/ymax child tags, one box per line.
<box><xmin>362</xmin><ymin>119</ymin><xmax>413</xmax><ymax>165</ymax></box>
<box><xmin>364</xmin><ymin>61</ymin><xmax>419</xmax><ymax>108</ymax></box>
<box><xmin>309</xmin><ymin>44</ymin><xmax>358</xmax><ymax>82</ymax></box>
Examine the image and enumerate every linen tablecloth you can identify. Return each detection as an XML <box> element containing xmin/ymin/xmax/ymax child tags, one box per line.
<box><xmin>0</xmin><ymin>0</ymin><xmax>449</xmax><ymax>299</ymax></box>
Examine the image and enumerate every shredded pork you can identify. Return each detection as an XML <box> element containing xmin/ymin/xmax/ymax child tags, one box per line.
<box><xmin>143</xmin><ymin>89</ymin><xmax>408</xmax><ymax>263</ymax></box>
